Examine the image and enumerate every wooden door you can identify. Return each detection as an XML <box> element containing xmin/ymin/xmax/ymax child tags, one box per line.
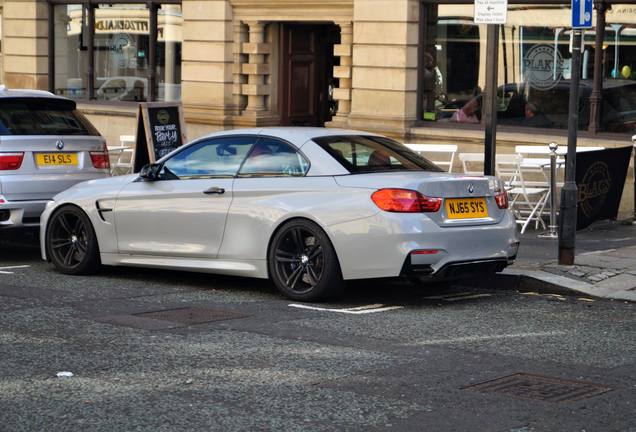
<box><xmin>280</xmin><ymin>24</ymin><xmax>336</xmax><ymax>126</ymax></box>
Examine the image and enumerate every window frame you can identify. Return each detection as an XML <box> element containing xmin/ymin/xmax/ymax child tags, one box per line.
<box><xmin>159</xmin><ymin>135</ymin><xmax>259</xmax><ymax>180</ymax></box>
<box><xmin>313</xmin><ymin>135</ymin><xmax>443</xmax><ymax>174</ymax></box>
<box><xmin>47</xmin><ymin>0</ymin><xmax>181</xmax><ymax>103</ymax></box>
<box><xmin>416</xmin><ymin>0</ymin><xmax>636</xmax><ymax>139</ymax></box>
<box><xmin>236</xmin><ymin>136</ymin><xmax>311</xmax><ymax>178</ymax></box>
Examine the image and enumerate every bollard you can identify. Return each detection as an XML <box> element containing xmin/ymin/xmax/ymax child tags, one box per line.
<box><xmin>632</xmin><ymin>135</ymin><xmax>636</xmax><ymax>225</ymax></box>
<box><xmin>539</xmin><ymin>142</ymin><xmax>559</xmax><ymax>239</ymax></box>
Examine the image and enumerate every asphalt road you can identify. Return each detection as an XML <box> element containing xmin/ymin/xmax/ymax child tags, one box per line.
<box><xmin>0</xmin><ymin>230</ymin><xmax>634</xmax><ymax>432</ymax></box>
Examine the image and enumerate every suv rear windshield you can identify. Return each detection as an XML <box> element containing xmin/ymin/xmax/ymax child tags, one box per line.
<box><xmin>313</xmin><ymin>135</ymin><xmax>443</xmax><ymax>173</ymax></box>
<box><xmin>0</xmin><ymin>98</ymin><xmax>99</xmax><ymax>136</ymax></box>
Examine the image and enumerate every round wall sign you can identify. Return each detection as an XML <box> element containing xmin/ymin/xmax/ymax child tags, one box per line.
<box><xmin>523</xmin><ymin>44</ymin><xmax>563</xmax><ymax>91</ymax></box>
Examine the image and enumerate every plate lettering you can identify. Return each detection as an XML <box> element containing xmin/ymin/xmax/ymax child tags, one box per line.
<box><xmin>446</xmin><ymin>198</ymin><xmax>489</xmax><ymax>219</ymax></box>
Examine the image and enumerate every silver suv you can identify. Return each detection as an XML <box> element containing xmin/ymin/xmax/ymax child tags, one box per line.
<box><xmin>0</xmin><ymin>88</ymin><xmax>109</xmax><ymax>229</ymax></box>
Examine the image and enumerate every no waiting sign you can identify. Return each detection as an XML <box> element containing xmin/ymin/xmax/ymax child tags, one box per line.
<box><xmin>474</xmin><ymin>0</ymin><xmax>508</xmax><ymax>24</ymax></box>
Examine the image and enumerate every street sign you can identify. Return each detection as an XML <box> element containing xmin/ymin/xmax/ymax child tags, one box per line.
<box><xmin>474</xmin><ymin>0</ymin><xmax>508</xmax><ymax>24</ymax></box>
<box><xmin>572</xmin><ymin>0</ymin><xmax>593</xmax><ymax>28</ymax></box>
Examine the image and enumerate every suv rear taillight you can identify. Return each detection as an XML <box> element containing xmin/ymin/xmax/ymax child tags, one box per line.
<box><xmin>0</xmin><ymin>152</ymin><xmax>24</xmax><ymax>170</ymax></box>
<box><xmin>495</xmin><ymin>188</ymin><xmax>509</xmax><ymax>209</ymax></box>
<box><xmin>90</xmin><ymin>143</ymin><xmax>110</xmax><ymax>170</ymax></box>
<box><xmin>371</xmin><ymin>188</ymin><xmax>442</xmax><ymax>213</ymax></box>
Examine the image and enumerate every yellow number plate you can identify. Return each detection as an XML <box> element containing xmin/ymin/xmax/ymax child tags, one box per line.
<box><xmin>445</xmin><ymin>197</ymin><xmax>489</xmax><ymax>219</ymax></box>
<box><xmin>36</xmin><ymin>153</ymin><xmax>78</xmax><ymax>166</ymax></box>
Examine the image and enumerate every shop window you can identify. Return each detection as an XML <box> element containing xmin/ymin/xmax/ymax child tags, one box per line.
<box><xmin>50</xmin><ymin>1</ymin><xmax>182</xmax><ymax>102</ymax></box>
<box><xmin>94</xmin><ymin>4</ymin><xmax>149</xmax><ymax>102</ymax></box>
<box><xmin>420</xmin><ymin>3</ymin><xmax>636</xmax><ymax>135</ymax></box>
<box><xmin>53</xmin><ymin>4</ymin><xmax>90</xmax><ymax>98</ymax></box>
<box><xmin>156</xmin><ymin>5</ymin><xmax>182</xmax><ymax>101</ymax></box>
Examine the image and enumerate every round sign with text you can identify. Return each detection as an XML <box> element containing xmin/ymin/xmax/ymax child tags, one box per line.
<box><xmin>578</xmin><ymin>161</ymin><xmax>612</xmax><ymax>219</ymax></box>
<box><xmin>523</xmin><ymin>45</ymin><xmax>563</xmax><ymax>91</ymax></box>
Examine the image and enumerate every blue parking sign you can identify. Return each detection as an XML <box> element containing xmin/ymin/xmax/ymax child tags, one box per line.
<box><xmin>572</xmin><ymin>0</ymin><xmax>593</xmax><ymax>28</ymax></box>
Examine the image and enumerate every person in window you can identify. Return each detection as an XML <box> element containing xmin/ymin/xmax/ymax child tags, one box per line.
<box><xmin>522</xmin><ymin>102</ymin><xmax>553</xmax><ymax>128</ymax></box>
<box><xmin>367</xmin><ymin>150</ymin><xmax>391</xmax><ymax>168</ymax></box>
<box><xmin>422</xmin><ymin>51</ymin><xmax>445</xmax><ymax>112</ymax></box>
<box><xmin>451</xmin><ymin>96</ymin><xmax>481</xmax><ymax>124</ymax></box>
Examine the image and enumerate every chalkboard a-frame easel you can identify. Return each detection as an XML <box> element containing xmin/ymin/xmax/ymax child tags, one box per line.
<box><xmin>133</xmin><ymin>102</ymin><xmax>187</xmax><ymax>172</ymax></box>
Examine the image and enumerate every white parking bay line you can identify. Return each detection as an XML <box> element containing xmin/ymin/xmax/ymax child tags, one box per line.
<box><xmin>441</xmin><ymin>294</ymin><xmax>493</xmax><ymax>302</ymax></box>
<box><xmin>0</xmin><ymin>265</ymin><xmax>31</xmax><ymax>274</ymax></box>
<box><xmin>288</xmin><ymin>303</ymin><xmax>403</xmax><ymax>314</ymax></box>
<box><xmin>410</xmin><ymin>331</ymin><xmax>568</xmax><ymax>346</ymax></box>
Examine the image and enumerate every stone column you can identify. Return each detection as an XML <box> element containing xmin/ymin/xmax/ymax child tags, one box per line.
<box><xmin>348</xmin><ymin>0</ymin><xmax>420</xmax><ymax>136</ymax></box>
<box><xmin>232</xmin><ymin>21</ymin><xmax>248</xmax><ymax>113</ymax></box>
<box><xmin>2</xmin><ymin>0</ymin><xmax>49</xmax><ymax>90</ymax></box>
<box><xmin>242</xmin><ymin>20</ymin><xmax>270</xmax><ymax>114</ymax></box>
<box><xmin>181</xmin><ymin>0</ymin><xmax>234</xmax><ymax>126</ymax></box>
<box><xmin>330</xmin><ymin>20</ymin><xmax>353</xmax><ymax>125</ymax></box>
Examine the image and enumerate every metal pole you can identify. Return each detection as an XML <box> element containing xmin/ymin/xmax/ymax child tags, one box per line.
<box><xmin>588</xmin><ymin>1</ymin><xmax>607</xmax><ymax>134</ymax></box>
<box><xmin>148</xmin><ymin>3</ymin><xmax>159</xmax><ymax>102</ymax></box>
<box><xmin>558</xmin><ymin>29</ymin><xmax>583</xmax><ymax>265</ymax></box>
<box><xmin>483</xmin><ymin>24</ymin><xmax>499</xmax><ymax>176</ymax></box>
<box><xmin>87</xmin><ymin>4</ymin><xmax>95</xmax><ymax>99</ymax></box>
<box><xmin>632</xmin><ymin>134</ymin><xmax>636</xmax><ymax>225</ymax></box>
<box><xmin>48</xmin><ymin>3</ymin><xmax>55</xmax><ymax>94</ymax></box>
<box><xmin>539</xmin><ymin>142</ymin><xmax>559</xmax><ymax>239</ymax></box>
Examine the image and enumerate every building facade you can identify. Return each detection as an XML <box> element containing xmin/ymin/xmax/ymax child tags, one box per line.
<box><xmin>1</xmin><ymin>0</ymin><xmax>634</xmax><ymax>150</ymax></box>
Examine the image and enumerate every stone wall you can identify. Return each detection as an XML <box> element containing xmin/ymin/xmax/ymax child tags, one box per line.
<box><xmin>2</xmin><ymin>0</ymin><xmax>48</xmax><ymax>90</ymax></box>
<box><xmin>346</xmin><ymin>0</ymin><xmax>420</xmax><ymax>135</ymax></box>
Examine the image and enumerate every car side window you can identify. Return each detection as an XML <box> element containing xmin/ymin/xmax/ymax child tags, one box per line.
<box><xmin>238</xmin><ymin>137</ymin><xmax>309</xmax><ymax>177</ymax></box>
<box><xmin>161</xmin><ymin>136</ymin><xmax>256</xmax><ymax>179</ymax></box>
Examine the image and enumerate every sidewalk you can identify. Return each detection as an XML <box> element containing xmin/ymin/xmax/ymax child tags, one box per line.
<box><xmin>502</xmin><ymin>220</ymin><xmax>636</xmax><ymax>302</ymax></box>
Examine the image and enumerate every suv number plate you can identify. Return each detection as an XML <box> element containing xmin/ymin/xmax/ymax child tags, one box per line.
<box><xmin>36</xmin><ymin>153</ymin><xmax>78</xmax><ymax>166</ymax></box>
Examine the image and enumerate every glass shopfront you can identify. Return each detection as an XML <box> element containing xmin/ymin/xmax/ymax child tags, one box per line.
<box><xmin>94</xmin><ymin>4</ymin><xmax>150</xmax><ymax>102</ymax></box>
<box><xmin>420</xmin><ymin>3</ymin><xmax>636</xmax><ymax>135</ymax></box>
<box><xmin>51</xmin><ymin>2</ymin><xmax>182</xmax><ymax>102</ymax></box>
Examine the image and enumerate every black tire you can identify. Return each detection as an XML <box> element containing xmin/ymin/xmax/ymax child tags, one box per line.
<box><xmin>268</xmin><ymin>219</ymin><xmax>344</xmax><ymax>302</ymax></box>
<box><xmin>46</xmin><ymin>205</ymin><xmax>100</xmax><ymax>275</ymax></box>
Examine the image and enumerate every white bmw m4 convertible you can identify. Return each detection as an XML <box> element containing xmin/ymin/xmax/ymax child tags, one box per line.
<box><xmin>41</xmin><ymin>127</ymin><xmax>519</xmax><ymax>301</ymax></box>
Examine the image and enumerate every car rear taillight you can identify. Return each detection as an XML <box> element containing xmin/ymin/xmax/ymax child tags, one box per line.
<box><xmin>90</xmin><ymin>144</ymin><xmax>110</xmax><ymax>170</ymax></box>
<box><xmin>495</xmin><ymin>189</ymin><xmax>509</xmax><ymax>209</ymax></box>
<box><xmin>0</xmin><ymin>152</ymin><xmax>24</xmax><ymax>170</ymax></box>
<box><xmin>371</xmin><ymin>188</ymin><xmax>442</xmax><ymax>213</ymax></box>
<box><xmin>411</xmin><ymin>249</ymin><xmax>439</xmax><ymax>255</ymax></box>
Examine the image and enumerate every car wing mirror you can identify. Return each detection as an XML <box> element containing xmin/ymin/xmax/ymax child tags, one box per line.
<box><xmin>139</xmin><ymin>163</ymin><xmax>162</xmax><ymax>181</ymax></box>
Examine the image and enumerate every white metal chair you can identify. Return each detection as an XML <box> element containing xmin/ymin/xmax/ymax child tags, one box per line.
<box><xmin>404</xmin><ymin>143</ymin><xmax>458</xmax><ymax>173</ymax></box>
<box><xmin>496</xmin><ymin>154</ymin><xmax>549</xmax><ymax>234</ymax></box>
<box><xmin>458</xmin><ymin>153</ymin><xmax>484</xmax><ymax>176</ymax></box>
<box><xmin>108</xmin><ymin>135</ymin><xmax>135</xmax><ymax>176</ymax></box>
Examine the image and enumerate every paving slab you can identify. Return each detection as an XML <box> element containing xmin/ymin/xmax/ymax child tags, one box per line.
<box><xmin>501</xmin><ymin>221</ymin><xmax>636</xmax><ymax>302</ymax></box>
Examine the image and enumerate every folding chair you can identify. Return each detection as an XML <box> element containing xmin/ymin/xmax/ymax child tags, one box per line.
<box><xmin>109</xmin><ymin>135</ymin><xmax>135</xmax><ymax>175</ymax></box>
<box><xmin>496</xmin><ymin>154</ymin><xmax>549</xmax><ymax>234</ymax></box>
<box><xmin>458</xmin><ymin>153</ymin><xmax>484</xmax><ymax>176</ymax></box>
<box><xmin>404</xmin><ymin>144</ymin><xmax>458</xmax><ymax>173</ymax></box>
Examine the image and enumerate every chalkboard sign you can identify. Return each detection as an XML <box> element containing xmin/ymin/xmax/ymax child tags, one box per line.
<box><xmin>133</xmin><ymin>102</ymin><xmax>187</xmax><ymax>172</ymax></box>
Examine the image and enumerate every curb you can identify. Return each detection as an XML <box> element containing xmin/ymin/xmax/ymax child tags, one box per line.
<box><xmin>464</xmin><ymin>269</ymin><xmax>636</xmax><ymax>302</ymax></box>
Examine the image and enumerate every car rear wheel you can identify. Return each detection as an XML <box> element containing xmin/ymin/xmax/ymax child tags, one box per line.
<box><xmin>268</xmin><ymin>219</ymin><xmax>343</xmax><ymax>301</ymax></box>
<box><xmin>46</xmin><ymin>206</ymin><xmax>100</xmax><ymax>275</ymax></box>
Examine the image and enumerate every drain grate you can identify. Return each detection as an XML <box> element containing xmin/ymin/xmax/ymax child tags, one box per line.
<box><xmin>134</xmin><ymin>307</ymin><xmax>250</xmax><ymax>326</ymax></box>
<box><xmin>464</xmin><ymin>373</ymin><xmax>613</xmax><ymax>403</ymax></box>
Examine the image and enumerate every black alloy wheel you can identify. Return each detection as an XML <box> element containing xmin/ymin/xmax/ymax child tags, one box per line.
<box><xmin>46</xmin><ymin>206</ymin><xmax>100</xmax><ymax>275</ymax></box>
<box><xmin>268</xmin><ymin>219</ymin><xmax>343</xmax><ymax>301</ymax></box>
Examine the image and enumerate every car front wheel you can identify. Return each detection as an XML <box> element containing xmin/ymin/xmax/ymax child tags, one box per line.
<box><xmin>46</xmin><ymin>205</ymin><xmax>100</xmax><ymax>275</ymax></box>
<box><xmin>268</xmin><ymin>219</ymin><xmax>343</xmax><ymax>302</ymax></box>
